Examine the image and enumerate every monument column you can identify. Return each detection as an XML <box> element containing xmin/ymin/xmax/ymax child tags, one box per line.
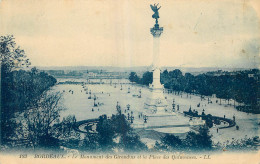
<box><xmin>144</xmin><ymin>4</ymin><xmax>168</xmax><ymax>114</ymax></box>
<box><xmin>150</xmin><ymin>24</ymin><xmax>163</xmax><ymax>89</ymax></box>
<box><xmin>153</xmin><ymin>31</ymin><xmax>160</xmax><ymax>68</ymax></box>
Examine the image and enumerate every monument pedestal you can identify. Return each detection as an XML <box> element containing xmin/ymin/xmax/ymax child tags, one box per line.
<box><xmin>144</xmin><ymin>68</ymin><xmax>169</xmax><ymax>114</ymax></box>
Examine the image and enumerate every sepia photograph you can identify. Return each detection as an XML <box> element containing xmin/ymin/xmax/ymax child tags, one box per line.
<box><xmin>0</xmin><ymin>0</ymin><xmax>259</xmax><ymax>163</ymax></box>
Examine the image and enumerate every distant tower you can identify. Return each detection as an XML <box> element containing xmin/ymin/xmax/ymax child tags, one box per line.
<box><xmin>144</xmin><ymin>4</ymin><xmax>168</xmax><ymax>114</ymax></box>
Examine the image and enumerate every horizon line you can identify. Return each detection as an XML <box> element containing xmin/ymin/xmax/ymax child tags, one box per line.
<box><xmin>29</xmin><ymin>65</ymin><xmax>259</xmax><ymax>70</ymax></box>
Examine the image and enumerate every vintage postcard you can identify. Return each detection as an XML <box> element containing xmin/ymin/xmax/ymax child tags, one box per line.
<box><xmin>0</xmin><ymin>0</ymin><xmax>259</xmax><ymax>163</ymax></box>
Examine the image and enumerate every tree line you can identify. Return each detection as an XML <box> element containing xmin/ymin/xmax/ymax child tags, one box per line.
<box><xmin>129</xmin><ymin>69</ymin><xmax>259</xmax><ymax>113</ymax></box>
<box><xmin>1</xmin><ymin>35</ymin><xmax>58</xmax><ymax>148</ymax></box>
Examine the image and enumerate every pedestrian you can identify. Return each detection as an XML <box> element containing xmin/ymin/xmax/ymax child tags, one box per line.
<box><xmin>217</xmin><ymin>128</ymin><xmax>219</xmax><ymax>133</ymax></box>
<box><xmin>144</xmin><ymin>116</ymin><xmax>147</xmax><ymax>123</ymax></box>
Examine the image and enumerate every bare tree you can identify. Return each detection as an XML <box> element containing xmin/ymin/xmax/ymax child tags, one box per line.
<box><xmin>21</xmin><ymin>92</ymin><xmax>64</xmax><ymax>149</ymax></box>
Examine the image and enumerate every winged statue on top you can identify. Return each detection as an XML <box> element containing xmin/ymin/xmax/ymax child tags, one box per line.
<box><xmin>150</xmin><ymin>3</ymin><xmax>161</xmax><ymax>24</ymax></box>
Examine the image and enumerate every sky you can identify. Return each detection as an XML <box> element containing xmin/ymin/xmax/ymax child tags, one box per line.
<box><xmin>0</xmin><ymin>0</ymin><xmax>259</xmax><ymax>68</ymax></box>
